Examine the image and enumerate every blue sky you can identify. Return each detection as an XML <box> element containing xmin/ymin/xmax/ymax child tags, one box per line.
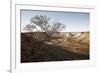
<box><xmin>21</xmin><ymin>10</ymin><xmax>90</xmax><ymax>32</ymax></box>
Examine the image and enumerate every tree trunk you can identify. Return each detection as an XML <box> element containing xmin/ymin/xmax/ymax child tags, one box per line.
<box><xmin>33</xmin><ymin>42</ymin><xmax>43</xmax><ymax>58</ymax></box>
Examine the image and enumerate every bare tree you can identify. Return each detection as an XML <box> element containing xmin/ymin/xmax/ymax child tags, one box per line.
<box><xmin>24</xmin><ymin>24</ymin><xmax>36</xmax><ymax>32</ymax></box>
<box><xmin>24</xmin><ymin>15</ymin><xmax>65</xmax><ymax>57</ymax></box>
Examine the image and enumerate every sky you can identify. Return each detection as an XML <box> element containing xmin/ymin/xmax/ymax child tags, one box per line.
<box><xmin>21</xmin><ymin>10</ymin><xmax>90</xmax><ymax>32</ymax></box>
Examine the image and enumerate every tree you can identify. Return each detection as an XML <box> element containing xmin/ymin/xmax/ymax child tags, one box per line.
<box><xmin>24</xmin><ymin>24</ymin><xmax>36</xmax><ymax>32</ymax></box>
<box><xmin>24</xmin><ymin>15</ymin><xmax>65</xmax><ymax>57</ymax></box>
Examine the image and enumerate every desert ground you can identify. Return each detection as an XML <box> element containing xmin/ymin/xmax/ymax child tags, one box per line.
<box><xmin>21</xmin><ymin>32</ymin><xmax>89</xmax><ymax>63</ymax></box>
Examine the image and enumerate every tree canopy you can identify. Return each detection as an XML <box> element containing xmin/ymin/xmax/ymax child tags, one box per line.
<box><xmin>24</xmin><ymin>15</ymin><xmax>65</xmax><ymax>42</ymax></box>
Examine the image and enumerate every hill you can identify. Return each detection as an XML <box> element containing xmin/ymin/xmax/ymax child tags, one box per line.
<box><xmin>21</xmin><ymin>32</ymin><xmax>89</xmax><ymax>63</ymax></box>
